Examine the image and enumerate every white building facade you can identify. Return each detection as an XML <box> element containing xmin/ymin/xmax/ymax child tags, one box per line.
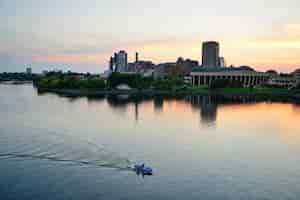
<box><xmin>191</xmin><ymin>68</ymin><xmax>269</xmax><ymax>87</ymax></box>
<box><xmin>293</xmin><ymin>69</ymin><xmax>300</xmax><ymax>86</ymax></box>
<box><xmin>267</xmin><ymin>76</ymin><xmax>296</xmax><ymax>87</ymax></box>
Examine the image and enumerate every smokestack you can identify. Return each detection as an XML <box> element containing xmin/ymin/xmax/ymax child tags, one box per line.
<box><xmin>135</xmin><ymin>52</ymin><xmax>139</xmax><ymax>63</ymax></box>
<box><xmin>109</xmin><ymin>56</ymin><xmax>114</xmax><ymax>71</ymax></box>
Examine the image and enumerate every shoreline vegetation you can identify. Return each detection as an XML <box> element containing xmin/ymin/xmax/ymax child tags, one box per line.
<box><xmin>0</xmin><ymin>72</ymin><xmax>36</xmax><ymax>82</ymax></box>
<box><xmin>0</xmin><ymin>80</ymin><xmax>33</xmax><ymax>85</ymax></box>
<box><xmin>36</xmin><ymin>87</ymin><xmax>300</xmax><ymax>101</ymax></box>
<box><xmin>33</xmin><ymin>72</ymin><xmax>300</xmax><ymax>102</ymax></box>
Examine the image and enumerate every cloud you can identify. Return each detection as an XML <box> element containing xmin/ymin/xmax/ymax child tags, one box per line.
<box><xmin>31</xmin><ymin>35</ymin><xmax>202</xmax><ymax>65</ymax></box>
<box><xmin>286</xmin><ymin>23</ymin><xmax>300</xmax><ymax>34</ymax></box>
<box><xmin>32</xmin><ymin>52</ymin><xmax>111</xmax><ymax>65</ymax></box>
<box><xmin>5</xmin><ymin>21</ymin><xmax>300</xmax><ymax>73</ymax></box>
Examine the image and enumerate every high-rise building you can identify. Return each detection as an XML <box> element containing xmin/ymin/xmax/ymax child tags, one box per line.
<box><xmin>113</xmin><ymin>50</ymin><xmax>128</xmax><ymax>72</ymax></box>
<box><xmin>26</xmin><ymin>67</ymin><xmax>32</xmax><ymax>74</ymax></box>
<box><xmin>202</xmin><ymin>41</ymin><xmax>220</xmax><ymax>68</ymax></box>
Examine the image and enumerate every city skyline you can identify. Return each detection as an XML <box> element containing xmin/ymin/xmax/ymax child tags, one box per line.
<box><xmin>1</xmin><ymin>0</ymin><xmax>300</xmax><ymax>73</ymax></box>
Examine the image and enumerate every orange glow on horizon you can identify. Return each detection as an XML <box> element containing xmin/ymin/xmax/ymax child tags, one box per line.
<box><xmin>31</xmin><ymin>27</ymin><xmax>300</xmax><ymax>73</ymax></box>
<box><xmin>218</xmin><ymin>102</ymin><xmax>300</xmax><ymax>139</ymax></box>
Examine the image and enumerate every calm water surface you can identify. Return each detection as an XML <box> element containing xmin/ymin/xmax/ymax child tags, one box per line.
<box><xmin>1</xmin><ymin>84</ymin><xmax>300</xmax><ymax>199</ymax></box>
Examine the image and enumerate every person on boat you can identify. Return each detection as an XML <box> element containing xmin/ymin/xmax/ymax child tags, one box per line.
<box><xmin>134</xmin><ymin>163</ymin><xmax>143</xmax><ymax>174</ymax></box>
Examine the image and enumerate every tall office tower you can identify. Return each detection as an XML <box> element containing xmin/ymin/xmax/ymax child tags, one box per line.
<box><xmin>115</xmin><ymin>50</ymin><xmax>128</xmax><ymax>72</ymax></box>
<box><xmin>202</xmin><ymin>41</ymin><xmax>220</xmax><ymax>68</ymax></box>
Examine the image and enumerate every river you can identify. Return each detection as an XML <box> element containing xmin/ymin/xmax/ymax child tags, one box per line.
<box><xmin>1</xmin><ymin>84</ymin><xmax>300</xmax><ymax>199</ymax></box>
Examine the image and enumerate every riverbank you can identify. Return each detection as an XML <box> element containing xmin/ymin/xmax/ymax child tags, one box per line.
<box><xmin>0</xmin><ymin>80</ymin><xmax>33</xmax><ymax>85</ymax></box>
<box><xmin>36</xmin><ymin>86</ymin><xmax>300</xmax><ymax>101</ymax></box>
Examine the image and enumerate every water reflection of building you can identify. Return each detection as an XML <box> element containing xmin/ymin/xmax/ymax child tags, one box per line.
<box><xmin>106</xmin><ymin>95</ymin><xmax>133</xmax><ymax>114</ymax></box>
<box><xmin>154</xmin><ymin>97</ymin><xmax>164</xmax><ymax>112</ymax></box>
<box><xmin>106</xmin><ymin>95</ymin><xmax>154</xmax><ymax>122</ymax></box>
<box><xmin>134</xmin><ymin>102</ymin><xmax>139</xmax><ymax>122</ymax></box>
<box><xmin>189</xmin><ymin>95</ymin><xmax>259</xmax><ymax>126</ymax></box>
<box><xmin>190</xmin><ymin>95</ymin><xmax>217</xmax><ymax>125</ymax></box>
<box><xmin>103</xmin><ymin>94</ymin><xmax>297</xmax><ymax>126</ymax></box>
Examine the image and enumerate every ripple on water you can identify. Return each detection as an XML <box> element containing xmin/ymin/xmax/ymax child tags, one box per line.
<box><xmin>0</xmin><ymin>128</ymin><xmax>132</xmax><ymax>170</ymax></box>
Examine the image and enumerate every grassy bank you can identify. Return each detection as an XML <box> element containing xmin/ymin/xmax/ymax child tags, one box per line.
<box><xmin>34</xmin><ymin>72</ymin><xmax>300</xmax><ymax>101</ymax></box>
<box><xmin>35</xmin><ymin>86</ymin><xmax>300</xmax><ymax>101</ymax></box>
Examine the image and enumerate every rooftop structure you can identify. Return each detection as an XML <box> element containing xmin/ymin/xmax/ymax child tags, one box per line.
<box><xmin>154</xmin><ymin>58</ymin><xmax>199</xmax><ymax>78</ymax></box>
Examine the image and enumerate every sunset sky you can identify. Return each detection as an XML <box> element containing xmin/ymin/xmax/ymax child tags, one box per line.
<box><xmin>1</xmin><ymin>0</ymin><xmax>300</xmax><ymax>73</ymax></box>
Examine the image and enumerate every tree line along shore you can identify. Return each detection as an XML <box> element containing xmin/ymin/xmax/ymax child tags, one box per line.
<box><xmin>32</xmin><ymin>71</ymin><xmax>300</xmax><ymax>101</ymax></box>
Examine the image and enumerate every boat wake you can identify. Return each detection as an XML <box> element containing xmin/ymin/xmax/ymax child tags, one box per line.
<box><xmin>0</xmin><ymin>130</ymin><xmax>133</xmax><ymax>171</ymax></box>
<box><xmin>0</xmin><ymin>152</ymin><xmax>132</xmax><ymax>170</ymax></box>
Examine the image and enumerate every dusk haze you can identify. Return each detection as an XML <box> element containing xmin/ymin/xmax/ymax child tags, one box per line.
<box><xmin>1</xmin><ymin>1</ymin><xmax>300</xmax><ymax>200</ymax></box>
<box><xmin>1</xmin><ymin>0</ymin><xmax>300</xmax><ymax>73</ymax></box>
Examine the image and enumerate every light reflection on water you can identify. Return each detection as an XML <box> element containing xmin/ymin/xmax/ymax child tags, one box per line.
<box><xmin>1</xmin><ymin>84</ymin><xmax>300</xmax><ymax>200</ymax></box>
